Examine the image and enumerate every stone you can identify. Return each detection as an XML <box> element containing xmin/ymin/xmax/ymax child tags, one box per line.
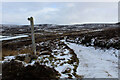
<box><xmin>24</xmin><ymin>56</ymin><xmax>31</xmax><ymax>63</ymax></box>
<box><xmin>40</xmin><ymin>51</ymin><xmax>51</xmax><ymax>55</ymax></box>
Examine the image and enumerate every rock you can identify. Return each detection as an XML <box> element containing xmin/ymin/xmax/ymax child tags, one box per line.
<box><xmin>29</xmin><ymin>54</ymin><xmax>38</xmax><ymax>60</ymax></box>
<box><xmin>40</xmin><ymin>51</ymin><xmax>51</xmax><ymax>55</ymax></box>
<box><xmin>15</xmin><ymin>55</ymin><xmax>25</xmax><ymax>61</ymax></box>
<box><xmin>15</xmin><ymin>53</ymin><xmax>38</xmax><ymax>63</ymax></box>
<box><xmin>24</xmin><ymin>56</ymin><xmax>31</xmax><ymax>63</ymax></box>
<box><xmin>61</xmin><ymin>67</ymin><xmax>71</xmax><ymax>74</ymax></box>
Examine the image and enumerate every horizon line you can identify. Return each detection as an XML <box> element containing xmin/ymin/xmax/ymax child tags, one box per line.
<box><xmin>0</xmin><ymin>22</ymin><xmax>118</xmax><ymax>26</ymax></box>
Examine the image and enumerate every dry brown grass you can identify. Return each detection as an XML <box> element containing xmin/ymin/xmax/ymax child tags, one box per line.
<box><xmin>2</xmin><ymin>49</ymin><xmax>18</xmax><ymax>57</ymax></box>
<box><xmin>19</xmin><ymin>48</ymin><xmax>33</xmax><ymax>54</ymax></box>
<box><xmin>3</xmin><ymin>27</ymin><xmax>120</xmax><ymax>57</ymax></box>
<box><xmin>2</xmin><ymin>48</ymin><xmax>33</xmax><ymax>57</ymax></box>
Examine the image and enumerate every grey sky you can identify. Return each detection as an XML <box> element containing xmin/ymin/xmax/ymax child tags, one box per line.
<box><xmin>2</xmin><ymin>2</ymin><xmax>118</xmax><ymax>25</ymax></box>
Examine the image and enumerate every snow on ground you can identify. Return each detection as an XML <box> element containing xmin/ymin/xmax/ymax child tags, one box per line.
<box><xmin>37</xmin><ymin>48</ymin><xmax>74</xmax><ymax>78</ymax></box>
<box><xmin>81</xmin><ymin>29</ymin><xmax>103</xmax><ymax>34</ymax></box>
<box><xmin>3</xmin><ymin>39</ymin><xmax>119</xmax><ymax>78</ymax></box>
<box><xmin>0</xmin><ymin>35</ymin><xmax>28</xmax><ymax>41</ymax></box>
<box><xmin>4</xmin><ymin>56</ymin><xmax>15</xmax><ymax>61</ymax></box>
<box><xmin>55</xmin><ymin>63</ymin><xmax>74</xmax><ymax>78</ymax></box>
<box><xmin>64</xmin><ymin>40</ymin><xmax>119</xmax><ymax>78</ymax></box>
<box><xmin>0</xmin><ymin>35</ymin><xmax>8</xmax><ymax>38</ymax></box>
<box><xmin>2</xmin><ymin>48</ymin><xmax>74</xmax><ymax>78</ymax></box>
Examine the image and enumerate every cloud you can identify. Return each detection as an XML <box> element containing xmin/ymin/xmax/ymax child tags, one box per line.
<box><xmin>2</xmin><ymin>2</ymin><xmax>118</xmax><ymax>25</ymax></box>
<box><xmin>2</xmin><ymin>5</ymin><xmax>59</xmax><ymax>24</ymax></box>
<box><xmin>30</xmin><ymin>7</ymin><xmax>59</xmax><ymax>17</ymax></box>
<box><xmin>2</xmin><ymin>0</ymin><xmax>120</xmax><ymax>2</ymax></box>
<box><xmin>66</xmin><ymin>3</ymin><xmax>75</xmax><ymax>7</ymax></box>
<box><xmin>40</xmin><ymin>7</ymin><xmax>59</xmax><ymax>13</ymax></box>
<box><xmin>19</xmin><ymin>8</ymin><xmax>27</xmax><ymax>12</ymax></box>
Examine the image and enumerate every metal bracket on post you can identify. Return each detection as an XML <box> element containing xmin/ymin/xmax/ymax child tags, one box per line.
<box><xmin>28</xmin><ymin>17</ymin><xmax>36</xmax><ymax>55</ymax></box>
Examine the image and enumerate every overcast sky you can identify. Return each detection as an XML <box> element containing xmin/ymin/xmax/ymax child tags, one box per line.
<box><xmin>2</xmin><ymin>2</ymin><xmax>118</xmax><ymax>25</ymax></box>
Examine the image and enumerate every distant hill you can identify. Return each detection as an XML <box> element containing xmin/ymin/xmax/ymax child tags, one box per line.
<box><xmin>1</xmin><ymin>23</ymin><xmax>119</xmax><ymax>30</ymax></box>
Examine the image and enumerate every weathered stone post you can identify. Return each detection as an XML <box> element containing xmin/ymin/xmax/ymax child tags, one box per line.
<box><xmin>28</xmin><ymin>17</ymin><xmax>36</xmax><ymax>55</ymax></box>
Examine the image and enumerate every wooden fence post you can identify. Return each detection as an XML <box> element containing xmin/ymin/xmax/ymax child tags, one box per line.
<box><xmin>28</xmin><ymin>17</ymin><xmax>36</xmax><ymax>55</ymax></box>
